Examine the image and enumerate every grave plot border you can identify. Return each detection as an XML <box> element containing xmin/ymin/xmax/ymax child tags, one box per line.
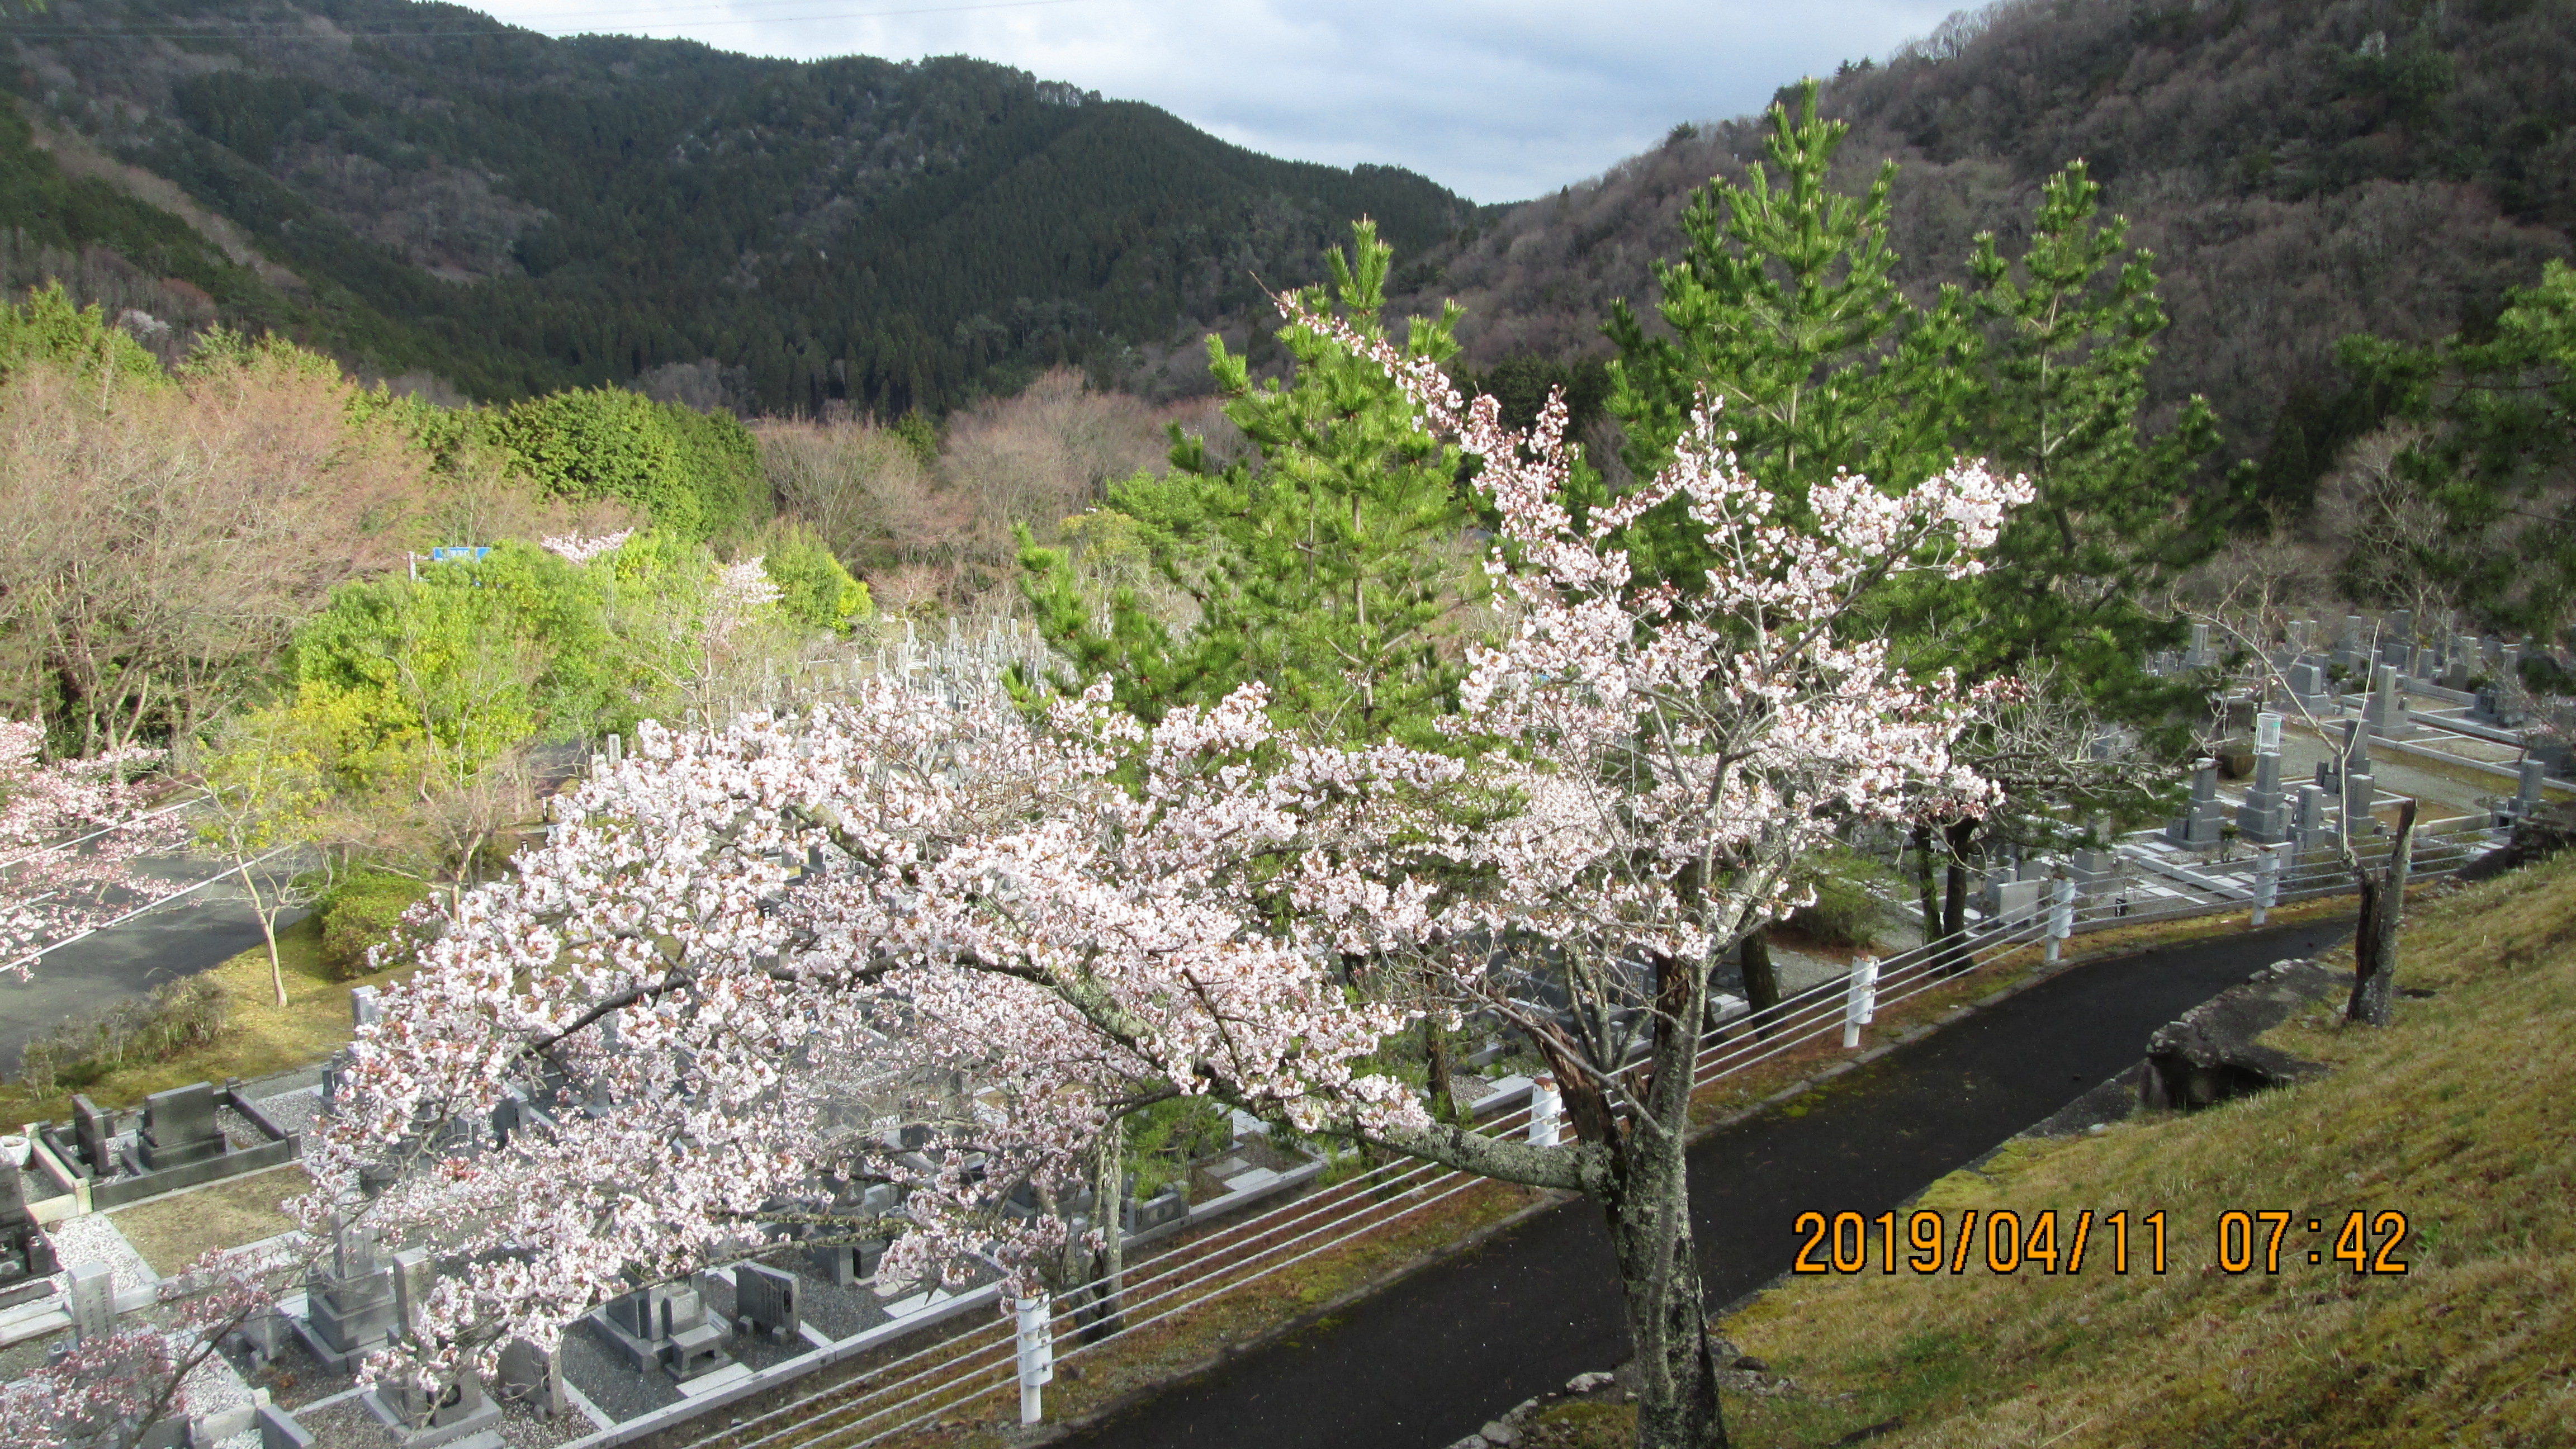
<box><xmin>35</xmin><ymin>1083</ymin><xmax>302</xmax><ymax>1210</ymax></box>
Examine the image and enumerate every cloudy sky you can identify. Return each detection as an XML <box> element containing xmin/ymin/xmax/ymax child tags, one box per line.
<box><xmin>465</xmin><ymin>0</ymin><xmax>1958</xmax><ymax>202</ymax></box>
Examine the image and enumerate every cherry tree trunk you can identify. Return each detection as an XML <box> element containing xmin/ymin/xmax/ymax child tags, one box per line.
<box><xmin>2347</xmin><ymin>798</ymin><xmax>2418</xmax><ymax>1027</ymax></box>
<box><xmin>1584</xmin><ymin>955</ymin><xmax>1730</xmax><ymax>1449</ymax></box>
<box><xmin>1600</xmin><ymin>1147</ymin><xmax>1728</xmax><ymax>1449</ymax></box>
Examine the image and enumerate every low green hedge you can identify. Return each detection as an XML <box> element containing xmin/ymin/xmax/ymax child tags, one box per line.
<box><xmin>316</xmin><ymin>870</ymin><xmax>433</xmax><ymax>981</ymax></box>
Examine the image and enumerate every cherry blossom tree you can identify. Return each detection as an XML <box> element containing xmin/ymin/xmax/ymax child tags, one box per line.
<box><xmin>0</xmin><ymin>1244</ymin><xmax>295</xmax><ymax>1449</ymax></box>
<box><xmin>311</xmin><ymin>297</ymin><xmax>2027</xmax><ymax>1449</ymax></box>
<box><xmin>1</xmin><ymin>720</ymin><xmax>191</xmax><ymax>979</ymax></box>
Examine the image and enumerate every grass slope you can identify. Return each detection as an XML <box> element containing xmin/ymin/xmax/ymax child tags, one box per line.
<box><xmin>1694</xmin><ymin>851</ymin><xmax>2576</xmax><ymax>1448</ymax></box>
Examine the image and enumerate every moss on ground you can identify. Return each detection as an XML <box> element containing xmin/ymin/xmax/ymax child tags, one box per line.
<box><xmin>1716</xmin><ymin>851</ymin><xmax>2576</xmax><ymax>1448</ymax></box>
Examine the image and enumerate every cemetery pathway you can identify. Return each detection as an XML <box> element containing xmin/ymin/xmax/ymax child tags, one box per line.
<box><xmin>1057</xmin><ymin>917</ymin><xmax>2358</xmax><ymax>1449</ymax></box>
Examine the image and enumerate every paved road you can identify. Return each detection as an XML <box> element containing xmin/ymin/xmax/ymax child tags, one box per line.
<box><xmin>0</xmin><ymin>869</ymin><xmax>293</xmax><ymax>1074</ymax></box>
<box><xmin>1063</xmin><ymin>918</ymin><xmax>2357</xmax><ymax>1449</ymax></box>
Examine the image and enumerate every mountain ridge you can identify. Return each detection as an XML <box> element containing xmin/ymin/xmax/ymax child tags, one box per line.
<box><xmin>2</xmin><ymin>0</ymin><xmax>1483</xmax><ymax>411</ymax></box>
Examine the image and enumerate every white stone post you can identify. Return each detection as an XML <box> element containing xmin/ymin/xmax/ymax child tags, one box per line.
<box><xmin>1014</xmin><ymin>1293</ymin><xmax>1054</xmax><ymax>1426</ymax></box>
<box><xmin>65</xmin><ymin>1260</ymin><xmax>113</xmax><ymax>1342</ymax></box>
<box><xmin>1528</xmin><ymin>1074</ymin><xmax>1561</xmax><ymax>1148</ymax></box>
<box><xmin>2252</xmin><ymin>844</ymin><xmax>2284</xmax><ymax>926</ymax></box>
<box><xmin>1842</xmin><ymin>955</ymin><xmax>1880</xmax><ymax>1050</ymax></box>
<box><xmin>2044</xmin><ymin>877</ymin><xmax>2076</xmax><ymax>963</ymax></box>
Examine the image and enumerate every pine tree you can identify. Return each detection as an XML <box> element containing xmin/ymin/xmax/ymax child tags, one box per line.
<box><xmin>1019</xmin><ymin>220</ymin><xmax>1475</xmax><ymax>749</ymax></box>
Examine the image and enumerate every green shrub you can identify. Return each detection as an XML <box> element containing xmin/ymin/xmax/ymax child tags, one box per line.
<box><xmin>488</xmin><ymin>386</ymin><xmax>756</xmax><ymax>539</ymax></box>
<box><xmin>758</xmin><ymin>522</ymin><xmax>872</xmax><ymax>634</ymax></box>
<box><xmin>316</xmin><ymin>870</ymin><xmax>432</xmax><ymax>981</ymax></box>
<box><xmin>10</xmin><ymin>976</ymin><xmax>229</xmax><ymax>1097</ymax></box>
<box><xmin>1121</xmin><ymin>1095</ymin><xmax>1233</xmax><ymax>1199</ymax></box>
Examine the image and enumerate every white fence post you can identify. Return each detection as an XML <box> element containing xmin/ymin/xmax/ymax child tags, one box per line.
<box><xmin>1843</xmin><ymin>955</ymin><xmax>1880</xmax><ymax>1050</ymax></box>
<box><xmin>1528</xmin><ymin>1074</ymin><xmax>1561</xmax><ymax>1148</ymax></box>
<box><xmin>2044</xmin><ymin>877</ymin><xmax>2076</xmax><ymax>963</ymax></box>
<box><xmin>2252</xmin><ymin>844</ymin><xmax>2283</xmax><ymax>926</ymax></box>
<box><xmin>1014</xmin><ymin>1292</ymin><xmax>1054</xmax><ymax>1425</ymax></box>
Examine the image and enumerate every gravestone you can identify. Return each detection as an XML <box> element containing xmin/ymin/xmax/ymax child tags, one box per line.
<box><xmin>598</xmin><ymin>1281</ymin><xmax>734</xmax><ymax>1381</ymax></box>
<box><xmin>2515</xmin><ymin>757</ymin><xmax>2548</xmax><ymax>818</ymax></box>
<box><xmin>2237</xmin><ymin>747</ymin><xmax>2289</xmax><ymax>844</ymax></box>
<box><xmin>72</xmin><ymin>1094</ymin><xmax>113</xmax><ymax>1177</ymax></box>
<box><xmin>495</xmin><ymin>1339</ymin><xmax>569</xmax><ymax>1419</ymax></box>
<box><xmin>2293</xmin><ymin>784</ymin><xmax>2332</xmax><ymax>855</ymax></box>
<box><xmin>1992</xmin><ymin>878</ymin><xmax>2044</xmax><ymax>925</ymax></box>
<box><xmin>371</xmin><ymin>1370</ymin><xmax>500</xmax><ymax>1449</ymax></box>
<box><xmin>2286</xmin><ymin>660</ymin><xmax>2333</xmax><ymax>716</ymax></box>
<box><xmin>2413</xmin><ymin>645</ymin><xmax>2438</xmax><ymax>682</ymax></box>
<box><xmin>2362</xmin><ymin>664</ymin><xmax>2404</xmax><ymax>734</ymax></box>
<box><xmin>2334</xmin><ymin>616</ymin><xmax>2364</xmax><ymax>669</ymax></box>
<box><xmin>735</xmin><ymin>1262</ymin><xmax>802</xmax><ymax>1342</ymax></box>
<box><xmin>2166</xmin><ymin>759</ymin><xmax>2224</xmax><ymax>847</ymax></box>
<box><xmin>0</xmin><ymin>1137</ymin><xmax>57</xmax><ymax>1292</ymax></box>
<box><xmin>2185</xmin><ymin>622</ymin><xmax>2214</xmax><ymax>668</ymax></box>
<box><xmin>299</xmin><ymin>1217</ymin><xmax>400</xmax><ymax>1372</ymax></box>
<box><xmin>65</xmin><ymin>1260</ymin><xmax>114</xmax><ymax>1342</ymax></box>
<box><xmin>2340</xmin><ymin>721</ymin><xmax>2378</xmax><ymax>830</ymax></box>
<box><xmin>351</xmin><ymin>986</ymin><xmax>384</xmax><ymax>1028</ymax></box>
<box><xmin>138</xmin><ymin>1083</ymin><xmax>226</xmax><ymax>1171</ymax></box>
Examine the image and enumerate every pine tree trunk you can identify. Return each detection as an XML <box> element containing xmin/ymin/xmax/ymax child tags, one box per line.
<box><xmin>2347</xmin><ymin>798</ymin><xmax>2417</xmax><ymax>1027</ymax></box>
<box><xmin>1911</xmin><ymin>825</ymin><xmax>1941</xmax><ymax>953</ymax></box>
<box><xmin>1939</xmin><ymin>818</ymin><xmax>1977</xmax><ymax>975</ymax></box>
<box><xmin>1738</xmin><ymin>928</ymin><xmax>1780</xmax><ymax>1040</ymax></box>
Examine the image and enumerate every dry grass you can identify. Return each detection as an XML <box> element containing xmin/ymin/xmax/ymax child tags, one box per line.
<box><xmin>109</xmin><ymin>1163</ymin><xmax>314</xmax><ymax>1274</ymax></box>
<box><xmin>1</xmin><ymin>914</ymin><xmax>409</xmax><ymax>1125</ymax></box>
<box><xmin>1715</xmin><ymin>850</ymin><xmax>2576</xmax><ymax>1448</ymax></box>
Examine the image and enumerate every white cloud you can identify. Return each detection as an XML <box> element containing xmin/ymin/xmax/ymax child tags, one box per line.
<box><xmin>467</xmin><ymin>0</ymin><xmax>1957</xmax><ymax>202</ymax></box>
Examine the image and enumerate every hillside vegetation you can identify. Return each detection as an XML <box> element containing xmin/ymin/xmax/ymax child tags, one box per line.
<box><xmin>1397</xmin><ymin>0</ymin><xmax>2575</xmax><ymax>520</ymax></box>
<box><xmin>1</xmin><ymin>0</ymin><xmax>1479</xmax><ymax>412</ymax></box>
<box><xmin>1671</xmin><ymin>850</ymin><xmax>2576</xmax><ymax>1447</ymax></box>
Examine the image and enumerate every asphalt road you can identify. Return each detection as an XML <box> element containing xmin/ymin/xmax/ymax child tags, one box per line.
<box><xmin>0</xmin><ymin>872</ymin><xmax>292</xmax><ymax>1074</ymax></box>
<box><xmin>1062</xmin><ymin>918</ymin><xmax>2358</xmax><ymax>1449</ymax></box>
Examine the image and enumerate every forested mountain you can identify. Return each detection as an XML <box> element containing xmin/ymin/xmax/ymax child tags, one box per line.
<box><xmin>0</xmin><ymin>0</ymin><xmax>1480</xmax><ymax>413</ymax></box>
<box><xmin>1391</xmin><ymin>0</ymin><xmax>2576</xmax><ymax>517</ymax></box>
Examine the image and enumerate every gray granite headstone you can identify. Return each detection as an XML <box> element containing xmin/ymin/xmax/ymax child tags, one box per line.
<box><xmin>495</xmin><ymin>1338</ymin><xmax>568</xmax><ymax>1418</ymax></box>
<box><xmin>2362</xmin><ymin>664</ymin><xmax>2404</xmax><ymax>733</ymax></box>
<box><xmin>2167</xmin><ymin>759</ymin><xmax>2224</xmax><ymax>847</ymax></box>
<box><xmin>139</xmin><ymin>1083</ymin><xmax>226</xmax><ymax>1171</ymax></box>
<box><xmin>735</xmin><ymin>1262</ymin><xmax>802</xmax><ymax>1341</ymax></box>
<box><xmin>72</xmin><ymin>1094</ymin><xmax>112</xmax><ymax>1177</ymax></box>
<box><xmin>2237</xmin><ymin>748</ymin><xmax>2288</xmax><ymax>844</ymax></box>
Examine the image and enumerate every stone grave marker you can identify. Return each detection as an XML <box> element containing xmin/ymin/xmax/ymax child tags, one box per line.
<box><xmin>138</xmin><ymin>1083</ymin><xmax>226</xmax><ymax>1171</ymax></box>
<box><xmin>2237</xmin><ymin>747</ymin><xmax>2289</xmax><ymax>844</ymax></box>
<box><xmin>735</xmin><ymin>1262</ymin><xmax>802</xmax><ymax>1342</ymax></box>
<box><xmin>496</xmin><ymin>1338</ymin><xmax>569</xmax><ymax>1419</ymax></box>
<box><xmin>72</xmin><ymin>1094</ymin><xmax>113</xmax><ymax>1177</ymax></box>
<box><xmin>299</xmin><ymin>1216</ymin><xmax>400</xmax><ymax>1372</ymax></box>
<box><xmin>2363</xmin><ymin>664</ymin><xmax>2404</xmax><ymax>733</ymax></box>
<box><xmin>65</xmin><ymin>1260</ymin><xmax>113</xmax><ymax>1342</ymax></box>
<box><xmin>2167</xmin><ymin>759</ymin><xmax>2224</xmax><ymax>847</ymax></box>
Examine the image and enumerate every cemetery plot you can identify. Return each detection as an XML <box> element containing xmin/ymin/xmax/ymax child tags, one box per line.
<box><xmin>33</xmin><ymin>1079</ymin><xmax>302</xmax><ymax>1209</ymax></box>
